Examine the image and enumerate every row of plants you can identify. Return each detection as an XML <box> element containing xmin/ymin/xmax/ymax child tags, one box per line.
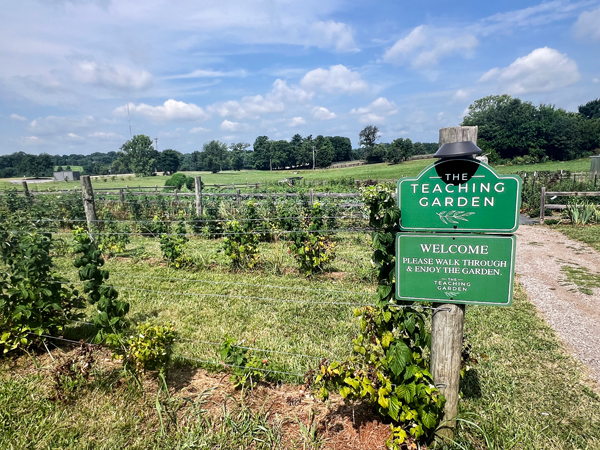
<box><xmin>1</xmin><ymin>183</ymin><xmax>447</xmax><ymax>448</ymax></box>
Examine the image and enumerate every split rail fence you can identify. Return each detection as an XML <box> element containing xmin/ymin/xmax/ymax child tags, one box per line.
<box><xmin>539</xmin><ymin>186</ymin><xmax>600</xmax><ymax>224</ymax></box>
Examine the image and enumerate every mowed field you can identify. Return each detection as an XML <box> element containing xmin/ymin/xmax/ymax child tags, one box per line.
<box><xmin>0</xmin><ymin>157</ymin><xmax>593</xmax><ymax>192</ymax></box>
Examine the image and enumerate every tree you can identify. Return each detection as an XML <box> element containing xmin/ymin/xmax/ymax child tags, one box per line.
<box><xmin>329</xmin><ymin>136</ymin><xmax>352</xmax><ymax>162</ymax></box>
<box><xmin>253</xmin><ymin>136</ymin><xmax>271</xmax><ymax>170</ymax></box>
<box><xmin>118</xmin><ymin>135</ymin><xmax>158</xmax><ymax>177</ymax></box>
<box><xmin>203</xmin><ymin>140</ymin><xmax>229</xmax><ymax>173</ymax></box>
<box><xmin>386</xmin><ymin>138</ymin><xmax>413</xmax><ymax>163</ymax></box>
<box><xmin>156</xmin><ymin>149</ymin><xmax>182</xmax><ymax>175</ymax></box>
<box><xmin>359</xmin><ymin>126</ymin><xmax>381</xmax><ymax>163</ymax></box>
<box><xmin>270</xmin><ymin>140</ymin><xmax>292</xmax><ymax>169</ymax></box>
<box><xmin>229</xmin><ymin>143</ymin><xmax>250</xmax><ymax>171</ymax></box>
<box><xmin>359</xmin><ymin>125</ymin><xmax>380</xmax><ymax>149</ymax></box>
<box><xmin>579</xmin><ymin>99</ymin><xmax>600</xmax><ymax>120</ymax></box>
<box><xmin>315</xmin><ymin>136</ymin><xmax>334</xmax><ymax>168</ymax></box>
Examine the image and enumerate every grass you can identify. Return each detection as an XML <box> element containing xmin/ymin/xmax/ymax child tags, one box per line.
<box><xmin>551</xmin><ymin>224</ymin><xmax>600</xmax><ymax>253</ymax></box>
<box><xmin>1</xmin><ymin>157</ymin><xmax>594</xmax><ymax>192</ymax></box>
<box><xmin>560</xmin><ymin>263</ymin><xmax>600</xmax><ymax>295</ymax></box>
<box><xmin>454</xmin><ymin>282</ymin><xmax>600</xmax><ymax>449</ymax></box>
<box><xmin>2</xmin><ymin>223</ymin><xmax>600</xmax><ymax>448</ymax></box>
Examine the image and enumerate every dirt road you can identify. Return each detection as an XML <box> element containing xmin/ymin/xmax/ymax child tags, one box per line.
<box><xmin>516</xmin><ymin>224</ymin><xmax>600</xmax><ymax>383</ymax></box>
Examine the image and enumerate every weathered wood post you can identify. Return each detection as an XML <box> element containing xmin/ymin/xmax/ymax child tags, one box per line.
<box><xmin>21</xmin><ymin>181</ymin><xmax>29</xmax><ymax>195</ymax></box>
<box><xmin>195</xmin><ymin>176</ymin><xmax>203</xmax><ymax>216</ymax></box>
<box><xmin>309</xmin><ymin>188</ymin><xmax>314</xmax><ymax>205</ymax></box>
<box><xmin>430</xmin><ymin>126</ymin><xmax>477</xmax><ymax>440</ymax></box>
<box><xmin>119</xmin><ymin>188</ymin><xmax>125</xmax><ymax>204</ymax></box>
<box><xmin>540</xmin><ymin>186</ymin><xmax>546</xmax><ymax>225</ymax></box>
<box><xmin>174</xmin><ymin>188</ymin><xmax>179</xmax><ymax>202</ymax></box>
<box><xmin>237</xmin><ymin>189</ymin><xmax>241</xmax><ymax>208</ymax></box>
<box><xmin>81</xmin><ymin>176</ymin><xmax>98</xmax><ymax>238</ymax></box>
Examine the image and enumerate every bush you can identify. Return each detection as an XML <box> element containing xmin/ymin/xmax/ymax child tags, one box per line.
<box><xmin>159</xmin><ymin>214</ymin><xmax>191</xmax><ymax>268</ymax></box>
<box><xmin>0</xmin><ymin>227</ymin><xmax>85</xmax><ymax>354</ymax></box>
<box><xmin>222</xmin><ymin>220</ymin><xmax>260</xmax><ymax>269</ymax></box>
<box><xmin>114</xmin><ymin>322</ymin><xmax>176</xmax><ymax>374</ymax></box>
<box><xmin>164</xmin><ymin>173</ymin><xmax>194</xmax><ymax>191</ymax></box>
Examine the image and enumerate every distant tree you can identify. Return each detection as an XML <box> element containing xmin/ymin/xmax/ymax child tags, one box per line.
<box><xmin>253</xmin><ymin>136</ymin><xmax>271</xmax><ymax>170</ymax></box>
<box><xmin>65</xmin><ymin>165</ymin><xmax>71</xmax><ymax>171</ymax></box>
<box><xmin>579</xmin><ymin>99</ymin><xmax>600</xmax><ymax>120</ymax></box>
<box><xmin>270</xmin><ymin>140</ymin><xmax>292</xmax><ymax>169</ymax></box>
<box><xmin>290</xmin><ymin>134</ymin><xmax>304</xmax><ymax>167</ymax></box>
<box><xmin>359</xmin><ymin>126</ymin><xmax>381</xmax><ymax>163</ymax></box>
<box><xmin>56</xmin><ymin>166</ymin><xmax>64</xmax><ymax>172</ymax></box>
<box><xmin>386</xmin><ymin>138</ymin><xmax>413</xmax><ymax>163</ymax></box>
<box><xmin>156</xmin><ymin>149</ymin><xmax>182</xmax><ymax>175</ymax></box>
<box><xmin>329</xmin><ymin>136</ymin><xmax>352</xmax><ymax>162</ymax></box>
<box><xmin>315</xmin><ymin>136</ymin><xmax>334</xmax><ymax>168</ymax></box>
<box><xmin>203</xmin><ymin>140</ymin><xmax>229</xmax><ymax>173</ymax></box>
<box><xmin>298</xmin><ymin>135</ymin><xmax>313</xmax><ymax>168</ymax></box>
<box><xmin>117</xmin><ymin>135</ymin><xmax>158</xmax><ymax>177</ymax></box>
<box><xmin>229</xmin><ymin>143</ymin><xmax>250</xmax><ymax>171</ymax></box>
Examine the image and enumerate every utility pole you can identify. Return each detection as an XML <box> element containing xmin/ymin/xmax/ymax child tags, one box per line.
<box><xmin>312</xmin><ymin>145</ymin><xmax>316</xmax><ymax>170</ymax></box>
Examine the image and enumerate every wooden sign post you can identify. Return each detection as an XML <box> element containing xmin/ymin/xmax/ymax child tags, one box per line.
<box><xmin>396</xmin><ymin>127</ymin><xmax>521</xmax><ymax>440</ymax></box>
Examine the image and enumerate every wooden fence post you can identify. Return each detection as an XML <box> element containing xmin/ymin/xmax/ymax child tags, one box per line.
<box><xmin>120</xmin><ymin>188</ymin><xmax>125</xmax><ymax>204</ymax></box>
<box><xmin>81</xmin><ymin>176</ymin><xmax>98</xmax><ymax>238</ymax></box>
<box><xmin>174</xmin><ymin>189</ymin><xmax>179</xmax><ymax>202</ymax></box>
<box><xmin>430</xmin><ymin>126</ymin><xmax>477</xmax><ymax>441</ymax></box>
<box><xmin>540</xmin><ymin>186</ymin><xmax>546</xmax><ymax>225</ymax></box>
<box><xmin>195</xmin><ymin>176</ymin><xmax>203</xmax><ymax>216</ymax></box>
<box><xmin>237</xmin><ymin>189</ymin><xmax>241</xmax><ymax>208</ymax></box>
<box><xmin>21</xmin><ymin>181</ymin><xmax>29</xmax><ymax>196</ymax></box>
<box><xmin>310</xmin><ymin>188</ymin><xmax>314</xmax><ymax>205</ymax></box>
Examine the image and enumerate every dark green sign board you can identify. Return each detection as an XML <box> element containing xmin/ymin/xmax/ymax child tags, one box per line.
<box><xmin>396</xmin><ymin>233</ymin><xmax>516</xmax><ymax>306</ymax></box>
<box><xmin>398</xmin><ymin>158</ymin><xmax>521</xmax><ymax>232</ymax></box>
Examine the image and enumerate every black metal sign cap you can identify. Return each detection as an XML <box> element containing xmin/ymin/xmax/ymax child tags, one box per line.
<box><xmin>434</xmin><ymin>141</ymin><xmax>482</xmax><ymax>159</ymax></box>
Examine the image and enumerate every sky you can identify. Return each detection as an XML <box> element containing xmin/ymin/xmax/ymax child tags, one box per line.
<box><xmin>1</xmin><ymin>0</ymin><xmax>599</xmax><ymax>156</ymax></box>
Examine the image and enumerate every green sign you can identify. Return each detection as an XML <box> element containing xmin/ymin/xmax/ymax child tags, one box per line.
<box><xmin>396</xmin><ymin>233</ymin><xmax>516</xmax><ymax>306</ymax></box>
<box><xmin>398</xmin><ymin>158</ymin><xmax>521</xmax><ymax>232</ymax></box>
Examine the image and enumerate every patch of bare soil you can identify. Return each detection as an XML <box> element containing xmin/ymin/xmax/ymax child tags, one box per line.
<box><xmin>516</xmin><ymin>224</ymin><xmax>600</xmax><ymax>384</ymax></box>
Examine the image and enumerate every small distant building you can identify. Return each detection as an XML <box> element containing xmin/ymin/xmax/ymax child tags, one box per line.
<box><xmin>54</xmin><ymin>171</ymin><xmax>81</xmax><ymax>182</ymax></box>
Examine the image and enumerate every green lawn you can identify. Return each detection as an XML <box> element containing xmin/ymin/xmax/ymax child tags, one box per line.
<box><xmin>550</xmin><ymin>224</ymin><xmax>600</xmax><ymax>253</ymax></box>
<box><xmin>1</xmin><ymin>157</ymin><xmax>594</xmax><ymax>192</ymax></box>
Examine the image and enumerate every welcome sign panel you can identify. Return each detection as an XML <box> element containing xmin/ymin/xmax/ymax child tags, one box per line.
<box><xmin>398</xmin><ymin>159</ymin><xmax>521</xmax><ymax>233</ymax></box>
<box><xmin>396</xmin><ymin>233</ymin><xmax>516</xmax><ymax>306</ymax></box>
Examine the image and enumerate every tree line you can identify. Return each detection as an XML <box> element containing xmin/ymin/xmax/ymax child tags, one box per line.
<box><xmin>462</xmin><ymin>96</ymin><xmax>600</xmax><ymax>163</ymax></box>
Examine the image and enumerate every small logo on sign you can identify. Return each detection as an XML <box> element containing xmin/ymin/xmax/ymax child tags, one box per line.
<box><xmin>436</xmin><ymin>211</ymin><xmax>475</xmax><ymax>224</ymax></box>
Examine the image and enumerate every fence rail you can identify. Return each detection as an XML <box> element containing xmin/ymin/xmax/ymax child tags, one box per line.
<box><xmin>539</xmin><ymin>186</ymin><xmax>600</xmax><ymax>224</ymax></box>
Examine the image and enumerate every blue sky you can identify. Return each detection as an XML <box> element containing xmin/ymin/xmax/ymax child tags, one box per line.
<box><xmin>1</xmin><ymin>0</ymin><xmax>599</xmax><ymax>155</ymax></box>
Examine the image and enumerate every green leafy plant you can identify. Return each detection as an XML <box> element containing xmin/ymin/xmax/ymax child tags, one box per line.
<box><xmin>219</xmin><ymin>336</ymin><xmax>270</xmax><ymax>389</ymax></box>
<box><xmin>222</xmin><ymin>201</ymin><xmax>261</xmax><ymax>269</ymax></box>
<box><xmin>565</xmin><ymin>200</ymin><xmax>599</xmax><ymax>225</ymax></box>
<box><xmin>288</xmin><ymin>202</ymin><xmax>336</xmax><ymax>276</ymax></box>
<box><xmin>72</xmin><ymin>228</ymin><xmax>129</xmax><ymax>343</ymax></box>
<box><xmin>159</xmin><ymin>214</ymin><xmax>191</xmax><ymax>268</ymax></box>
<box><xmin>113</xmin><ymin>322</ymin><xmax>176</xmax><ymax>374</ymax></box>
<box><xmin>311</xmin><ymin>184</ymin><xmax>444</xmax><ymax>449</ymax></box>
<box><xmin>0</xmin><ymin>226</ymin><xmax>85</xmax><ymax>353</ymax></box>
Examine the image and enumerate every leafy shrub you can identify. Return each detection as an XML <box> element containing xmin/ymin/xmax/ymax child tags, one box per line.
<box><xmin>164</xmin><ymin>173</ymin><xmax>194</xmax><ymax>191</ymax></box>
<box><xmin>0</xmin><ymin>227</ymin><xmax>85</xmax><ymax>354</ymax></box>
<box><xmin>97</xmin><ymin>219</ymin><xmax>131</xmax><ymax>257</ymax></box>
<box><xmin>565</xmin><ymin>200</ymin><xmax>599</xmax><ymax>225</ymax></box>
<box><xmin>222</xmin><ymin>220</ymin><xmax>260</xmax><ymax>269</ymax></box>
<box><xmin>159</xmin><ymin>214</ymin><xmax>191</xmax><ymax>268</ymax></box>
<box><xmin>288</xmin><ymin>202</ymin><xmax>336</xmax><ymax>276</ymax></box>
<box><xmin>311</xmin><ymin>184</ymin><xmax>444</xmax><ymax>449</ymax></box>
<box><xmin>114</xmin><ymin>322</ymin><xmax>176</xmax><ymax>374</ymax></box>
<box><xmin>73</xmin><ymin>228</ymin><xmax>129</xmax><ymax>343</ymax></box>
<box><xmin>219</xmin><ymin>336</ymin><xmax>270</xmax><ymax>388</ymax></box>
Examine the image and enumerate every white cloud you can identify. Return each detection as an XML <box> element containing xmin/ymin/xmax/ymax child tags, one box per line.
<box><xmin>113</xmin><ymin>100</ymin><xmax>209</xmax><ymax>122</ymax></box>
<box><xmin>208</xmin><ymin>79</ymin><xmax>311</xmax><ymax>120</ymax></box>
<box><xmin>29</xmin><ymin>115</ymin><xmax>95</xmax><ymax>135</ymax></box>
<box><xmin>573</xmin><ymin>7</ymin><xmax>600</xmax><ymax>41</ymax></box>
<box><xmin>300</xmin><ymin>65</ymin><xmax>368</xmax><ymax>94</ymax></box>
<box><xmin>74</xmin><ymin>61</ymin><xmax>153</xmax><ymax>90</ymax></box>
<box><xmin>309</xmin><ymin>21</ymin><xmax>358</xmax><ymax>53</ymax></box>
<box><xmin>10</xmin><ymin>113</ymin><xmax>26</xmax><ymax>121</ymax></box>
<box><xmin>383</xmin><ymin>25</ymin><xmax>478</xmax><ymax>68</ymax></box>
<box><xmin>358</xmin><ymin>113</ymin><xmax>385</xmax><ymax>124</ymax></box>
<box><xmin>289</xmin><ymin>116</ymin><xmax>306</xmax><ymax>127</ymax></box>
<box><xmin>190</xmin><ymin>127</ymin><xmax>211</xmax><ymax>134</ymax></box>
<box><xmin>479</xmin><ymin>47</ymin><xmax>580</xmax><ymax>94</ymax></box>
<box><xmin>88</xmin><ymin>131</ymin><xmax>122</xmax><ymax>140</ymax></box>
<box><xmin>594</xmin><ymin>77</ymin><xmax>599</xmax><ymax>83</ymax></box>
<box><xmin>351</xmin><ymin>97</ymin><xmax>397</xmax><ymax>124</ymax></box>
<box><xmin>312</xmin><ymin>106</ymin><xmax>336</xmax><ymax>120</ymax></box>
<box><xmin>452</xmin><ymin>89</ymin><xmax>471</xmax><ymax>102</ymax></box>
<box><xmin>166</xmin><ymin>69</ymin><xmax>247</xmax><ymax>79</ymax></box>
<box><xmin>67</xmin><ymin>133</ymin><xmax>84</xmax><ymax>140</ymax></box>
<box><xmin>220</xmin><ymin>120</ymin><xmax>249</xmax><ymax>132</ymax></box>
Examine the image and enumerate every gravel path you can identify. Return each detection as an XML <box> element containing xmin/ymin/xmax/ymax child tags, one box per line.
<box><xmin>516</xmin><ymin>224</ymin><xmax>600</xmax><ymax>383</ymax></box>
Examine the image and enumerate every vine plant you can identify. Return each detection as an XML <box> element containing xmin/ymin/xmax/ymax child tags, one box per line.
<box><xmin>313</xmin><ymin>184</ymin><xmax>444</xmax><ymax>449</ymax></box>
<box><xmin>73</xmin><ymin>228</ymin><xmax>130</xmax><ymax>344</ymax></box>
